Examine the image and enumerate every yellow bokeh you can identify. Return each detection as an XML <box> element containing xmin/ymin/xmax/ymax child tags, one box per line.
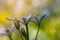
<box><xmin>0</xmin><ymin>11</ymin><xmax>11</xmax><ymax>24</ymax></box>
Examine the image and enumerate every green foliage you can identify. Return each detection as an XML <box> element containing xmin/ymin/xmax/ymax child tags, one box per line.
<box><xmin>12</xmin><ymin>32</ymin><xmax>22</xmax><ymax>40</ymax></box>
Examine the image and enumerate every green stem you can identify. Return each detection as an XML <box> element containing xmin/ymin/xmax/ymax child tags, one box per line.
<box><xmin>35</xmin><ymin>25</ymin><xmax>40</xmax><ymax>40</ymax></box>
<box><xmin>18</xmin><ymin>29</ymin><xmax>24</xmax><ymax>40</ymax></box>
<box><xmin>26</xmin><ymin>24</ymin><xmax>29</xmax><ymax>40</ymax></box>
<box><xmin>9</xmin><ymin>35</ymin><xmax>12</xmax><ymax>40</ymax></box>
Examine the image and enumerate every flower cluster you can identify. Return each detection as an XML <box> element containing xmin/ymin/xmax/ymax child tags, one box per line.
<box><xmin>1</xmin><ymin>14</ymin><xmax>48</xmax><ymax>40</ymax></box>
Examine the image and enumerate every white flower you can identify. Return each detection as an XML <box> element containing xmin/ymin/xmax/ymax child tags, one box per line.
<box><xmin>20</xmin><ymin>14</ymin><xmax>32</xmax><ymax>24</ymax></box>
<box><xmin>0</xmin><ymin>26</ymin><xmax>7</xmax><ymax>35</ymax></box>
<box><xmin>0</xmin><ymin>25</ymin><xmax>15</xmax><ymax>36</ymax></box>
<box><xmin>32</xmin><ymin>14</ymin><xmax>47</xmax><ymax>24</ymax></box>
<box><xmin>6</xmin><ymin>18</ymin><xmax>19</xmax><ymax>21</ymax></box>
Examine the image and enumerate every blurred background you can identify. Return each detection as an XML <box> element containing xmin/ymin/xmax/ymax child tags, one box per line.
<box><xmin>0</xmin><ymin>0</ymin><xmax>60</xmax><ymax>40</ymax></box>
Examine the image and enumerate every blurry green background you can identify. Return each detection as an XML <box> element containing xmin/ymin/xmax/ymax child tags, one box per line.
<box><xmin>0</xmin><ymin>0</ymin><xmax>60</xmax><ymax>40</ymax></box>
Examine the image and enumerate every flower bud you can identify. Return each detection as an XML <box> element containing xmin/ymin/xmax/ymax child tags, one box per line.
<box><xmin>21</xmin><ymin>28</ymin><xmax>27</xmax><ymax>38</ymax></box>
<box><xmin>14</xmin><ymin>19</ymin><xmax>20</xmax><ymax>30</ymax></box>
